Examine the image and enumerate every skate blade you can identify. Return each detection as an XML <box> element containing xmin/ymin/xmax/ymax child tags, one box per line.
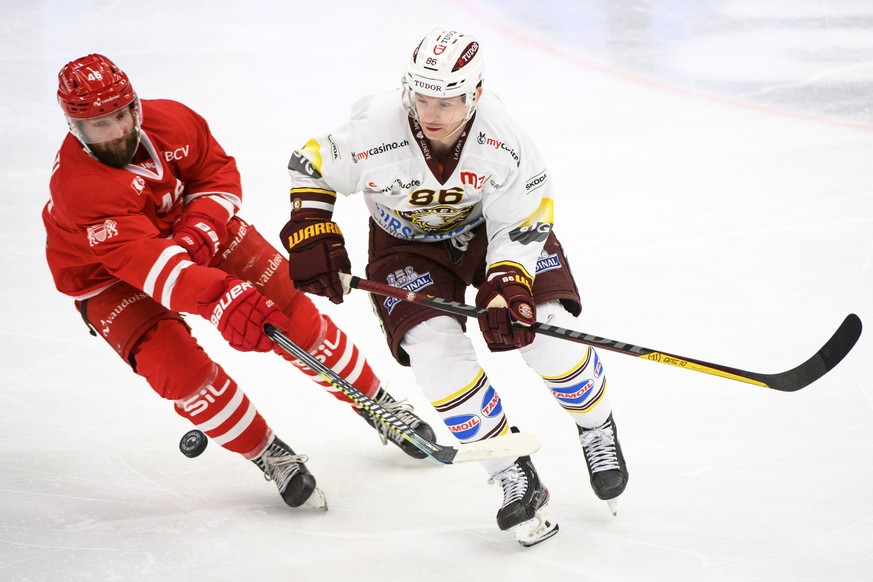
<box><xmin>607</xmin><ymin>498</ymin><xmax>618</xmax><ymax>516</ymax></box>
<box><xmin>512</xmin><ymin>508</ymin><xmax>559</xmax><ymax>547</ymax></box>
<box><xmin>304</xmin><ymin>487</ymin><xmax>328</xmax><ymax>511</ymax></box>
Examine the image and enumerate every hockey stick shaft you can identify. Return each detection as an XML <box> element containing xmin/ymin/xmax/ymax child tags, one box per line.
<box><xmin>341</xmin><ymin>274</ymin><xmax>861</xmax><ymax>392</ymax></box>
<box><xmin>263</xmin><ymin>324</ymin><xmax>539</xmax><ymax>463</ymax></box>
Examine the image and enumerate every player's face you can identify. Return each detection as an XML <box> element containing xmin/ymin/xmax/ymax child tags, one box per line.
<box><xmin>414</xmin><ymin>94</ymin><xmax>470</xmax><ymax>142</ymax></box>
<box><xmin>76</xmin><ymin>106</ymin><xmax>140</xmax><ymax>168</ymax></box>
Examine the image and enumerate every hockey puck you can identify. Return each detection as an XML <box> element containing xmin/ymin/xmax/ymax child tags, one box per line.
<box><xmin>179</xmin><ymin>429</ymin><xmax>208</xmax><ymax>458</ymax></box>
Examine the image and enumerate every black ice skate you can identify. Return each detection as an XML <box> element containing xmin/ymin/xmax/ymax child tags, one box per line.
<box><xmin>578</xmin><ymin>413</ymin><xmax>628</xmax><ymax>515</ymax></box>
<box><xmin>252</xmin><ymin>435</ymin><xmax>327</xmax><ymax>510</ymax></box>
<box><xmin>488</xmin><ymin>434</ymin><xmax>559</xmax><ymax>547</ymax></box>
<box><xmin>356</xmin><ymin>387</ymin><xmax>436</xmax><ymax>460</ymax></box>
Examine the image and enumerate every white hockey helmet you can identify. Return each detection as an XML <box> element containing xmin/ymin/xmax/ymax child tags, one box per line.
<box><xmin>402</xmin><ymin>29</ymin><xmax>484</xmax><ymax>121</ymax></box>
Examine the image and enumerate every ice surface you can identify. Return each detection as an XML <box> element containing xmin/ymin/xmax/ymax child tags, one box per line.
<box><xmin>1</xmin><ymin>1</ymin><xmax>871</xmax><ymax>580</ymax></box>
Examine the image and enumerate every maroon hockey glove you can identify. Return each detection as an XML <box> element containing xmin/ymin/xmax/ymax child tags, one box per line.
<box><xmin>475</xmin><ymin>266</ymin><xmax>537</xmax><ymax>352</ymax></box>
<box><xmin>280</xmin><ymin>211</ymin><xmax>350</xmax><ymax>304</ymax></box>
<box><xmin>173</xmin><ymin>212</ymin><xmax>227</xmax><ymax>266</ymax></box>
<box><xmin>196</xmin><ymin>276</ymin><xmax>292</xmax><ymax>352</ymax></box>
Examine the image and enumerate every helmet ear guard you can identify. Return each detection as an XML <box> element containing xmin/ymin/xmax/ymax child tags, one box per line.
<box><xmin>403</xmin><ymin>29</ymin><xmax>484</xmax><ymax>121</ymax></box>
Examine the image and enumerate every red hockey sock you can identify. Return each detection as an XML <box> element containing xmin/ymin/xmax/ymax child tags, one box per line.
<box><xmin>274</xmin><ymin>314</ymin><xmax>380</xmax><ymax>402</ymax></box>
<box><xmin>174</xmin><ymin>364</ymin><xmax>271</xmax><ymax>458</ymax></box>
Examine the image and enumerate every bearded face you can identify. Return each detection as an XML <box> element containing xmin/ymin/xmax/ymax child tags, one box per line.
<box><xmin>75</xmin><ymin>105</ymin><xmax>141</xmax><ymax>168</ymax></box>
<box><xmin>87</xmin><ymin>128</ymin><xmax>141</xmax><ymax>168</ymax></box>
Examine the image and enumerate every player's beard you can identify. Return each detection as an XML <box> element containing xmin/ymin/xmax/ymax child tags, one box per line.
<box><xmin>89</xmin><ymin>129</ymin><xmax>141</xmax><ymax>168</ymax></box>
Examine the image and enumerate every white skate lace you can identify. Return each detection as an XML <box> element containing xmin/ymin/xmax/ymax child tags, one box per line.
<box><xmin>450</xmin><ymin>230</ymin><xmax>475</xmax><ymax>252</ymax></box>
<box><xmin>579</xmin><ymin>424</ymin><xmax>620</xmax><ymax>473</ymax></box>
<box><xmin>488</xmin><ymin>464</ymin><xmax>528</xmax><ymax>507</ymax></box>
<box><xmin>258</xmin><ymin>447</ymin><xmax>309</xmax><ymax>492</ymax></box>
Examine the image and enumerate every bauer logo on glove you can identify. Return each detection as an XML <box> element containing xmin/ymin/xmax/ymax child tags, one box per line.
<box><xmin>209</xmin><ymin>280</ymin><xmax>253</xmax><ymax>326</ymax></box>
<box><xmin>193</xmin><ymin>221</ymin><xmax>220</xmax><ymax>252</ymax></box>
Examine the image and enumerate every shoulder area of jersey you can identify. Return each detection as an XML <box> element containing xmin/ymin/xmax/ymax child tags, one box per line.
<box><xmin>139</xmin><ymin>98</ymin><xmax>200</xmax><ymax>123</ymax></box>
<box><xmin>473</xmin><ymin>90</ymin><xmax>512</xmax><ymax>118</ymax></box>
<box><xmin>470</xmin><ymin>91</ymin><xmax>526</xmax><ymax>146</ymax></box>
<box><xmin>350</xmin><ymin>89</ymin><xmax>404</xmax><ymax>119</ymax></box>
<box><xmin>49</xmin><ymin>157</ymin><xmax>141</xmax><ymax>216</ymax></box>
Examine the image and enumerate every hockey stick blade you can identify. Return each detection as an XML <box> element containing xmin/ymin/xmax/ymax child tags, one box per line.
<box><xmin>263</xmin><ymin>324</ymin><xmax>540</xmax><ymax>463</ymax></box>
<box><xmin>728</xmin><ymin>313</ymin><xmax>862</xmax><ymax>391</ymax></box>
<box><xmin>340</xmin><ymin>274</ymin><xmax>862</xmax><ymax>392</ymax></box>
<box><xmin>448</xmin><ymin>432</ymin><xmax>540</xmax><ymax>463</ymax></box>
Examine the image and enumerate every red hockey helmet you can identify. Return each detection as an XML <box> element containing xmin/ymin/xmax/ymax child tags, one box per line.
<box><xmin>57</xmin><ymin>54</ymin><xmax>138</xmax><ymax>120</ymax></box>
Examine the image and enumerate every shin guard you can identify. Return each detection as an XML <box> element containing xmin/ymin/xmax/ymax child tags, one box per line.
<box><xmin>402</xmin><ymin>317</ymin><xmax>513</xmax><ymax>473</ymax></box>
<box><xmin>274</xmin><ymin>314</ymin><xmax>380</xmax><ymax>402</ymax></box>
<box><xmin>174</xmin><ymin>364</ymin><xmax>272</xmax><ymax>458</ymax></box>
<box><xmin>132</xmin><ymin>319</ymin><xmax>272</xmax><ymax>458</ymax></box>
<box><xmin>521</xmin><ymin>301</ymin><xmax>612</xmax><ymax>429</ymax></box>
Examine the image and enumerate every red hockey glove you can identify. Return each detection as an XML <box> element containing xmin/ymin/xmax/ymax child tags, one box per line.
<box><xmin>196</xmin><ymin>276</ymin><xmax>292</xmax><ymax>352</ymax></box>
<box><xmin>173</xmin><ymin>212</ymin><xmax>228</xmax><ymax>267</ymax></box>
<box><xmin>475</xmin><ymin>266</ymin><xmax>537</xmax><ymax>352</ymax></box>
<box><xmin>280</xmin><ymin>211</ymin><xmax>350</xmax><ymax>304</ymax></box>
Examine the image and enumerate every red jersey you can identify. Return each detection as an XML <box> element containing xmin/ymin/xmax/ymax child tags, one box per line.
<box><xmin>43</xmin><ymin>99</ymin><xmax>240</xmax><ymax>312</ymax></box>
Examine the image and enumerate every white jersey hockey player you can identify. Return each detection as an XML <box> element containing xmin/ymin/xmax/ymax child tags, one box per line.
<box><xmin>287</xmin><ymin>87</ymin><xmax>549</xmax><ymax>276</ymax></box>
<box><xmin>280</xmin><ymin>28</ymin><xmax>629</xmax><ymax>547</ymax></box>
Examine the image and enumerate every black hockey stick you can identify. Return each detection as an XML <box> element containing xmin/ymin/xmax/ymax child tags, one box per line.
<box><xmin>263</xmin><ymin>324</ymin><xmax>540</xmax><ymax>463</ymax></box>
<box><xmin>340</xmin><ymin>274</ymin><xmax>861</xmax><ymax>392</ymax></box>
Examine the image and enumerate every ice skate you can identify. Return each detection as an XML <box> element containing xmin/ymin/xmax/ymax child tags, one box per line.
<box><xmin>578</xmin><ymin>413</ymin><xmax>628</xmax><ymax>515</ymax></box>
<box><xmin>253</xmin><ymin>435</ymin><xmax>327</xmax><ymax>510</ymax></box>
<box><xmin>488</xmin><ymin>438</ymin><xmax>559</xmax><ymax>547</ymax></box>
<box><xmin>356</xmin><ymin>387</ymin><xmax>436</xmax><ymax>460</ymax></box>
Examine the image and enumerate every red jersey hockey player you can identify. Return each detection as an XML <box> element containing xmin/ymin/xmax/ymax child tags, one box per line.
<box><xmin>42</xmin><ymin>53</ymin><xmax>434</xmax><ymax>509</ymax></box>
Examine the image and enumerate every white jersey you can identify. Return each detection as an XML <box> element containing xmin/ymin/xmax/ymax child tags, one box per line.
<box><xmin>287</xmin><ymin>90</ymin><xmax>555</xmax><ymax>279</ymax></box>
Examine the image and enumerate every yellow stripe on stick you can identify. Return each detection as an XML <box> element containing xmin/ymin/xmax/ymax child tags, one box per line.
<box><xmin>639</xmin><ymin>352</ymin><xmax>768</xmax><ymax>387</ymax></box>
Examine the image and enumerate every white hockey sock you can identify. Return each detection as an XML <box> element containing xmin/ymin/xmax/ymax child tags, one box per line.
<box><xmin>520</xmin><ymin>301</ymin><xmax>612</xmax><ymax>429</ymax></box>
<box><xmin>402</xmin><ymin>316</ymin><xmax>514</xmax><ymax>474</ymax></box>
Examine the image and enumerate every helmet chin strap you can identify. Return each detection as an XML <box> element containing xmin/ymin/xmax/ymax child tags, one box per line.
<box><xmin>445</xmin><ymin>91</ymin><xmax>477</xmax><ymax>139</ymax></box>
<box><xmin>441</xmin><ymin>118</ymin><xmax>468</xmax><ymax>142</ymax></box>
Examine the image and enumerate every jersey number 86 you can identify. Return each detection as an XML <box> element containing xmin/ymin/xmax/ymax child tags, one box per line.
<box><xmin>408</xmin><ymin>186</ymin><xmax>465</xmax><ymax>206</ymax></box>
